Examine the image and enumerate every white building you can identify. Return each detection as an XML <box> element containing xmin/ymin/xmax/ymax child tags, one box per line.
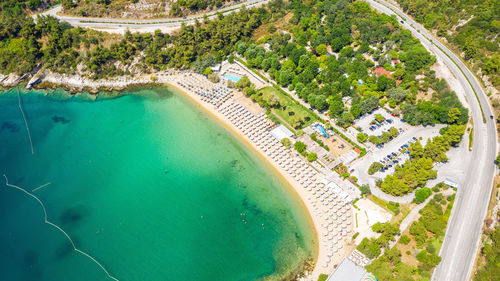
<box><xmin>270</xmin><ymin>125</ymin><xmax>294</xmax><ymax>141</ymax></box>
<box><xmin>326</xmin><ymin>258</ymin><xmax>367</xmax><ymax>281</ymax></box>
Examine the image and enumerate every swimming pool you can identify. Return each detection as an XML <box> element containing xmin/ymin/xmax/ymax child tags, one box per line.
<box><xmin>224</xmin><ymin>74</ymin><xmax>241</xmax><ymax>82</ymax></box>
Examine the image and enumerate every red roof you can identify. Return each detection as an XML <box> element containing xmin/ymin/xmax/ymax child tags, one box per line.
<box><xmin>392</xmin><ymin>59</ymin><xmax>399</xmax><ymax>64</ymax></box>
<box><xmin>374</xmin><ymin>67</ymin><xmax>392</xmax><ymax>77</ymax></box>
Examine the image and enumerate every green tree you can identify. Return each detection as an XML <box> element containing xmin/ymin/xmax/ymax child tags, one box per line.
<box><xmin>307</xmin><ymin>152</ymin><xmax>318</xmax><ymax>162</ymax></box>
<box><xmin>369</xmin><ymin>135</ymin><xmax>381</xmax><ymax>145</ymax></box>
<box><xmin>315</xmin><ymin>44</ymin><xmax>327</xmax><ymax>56</ymax></box>
<box><xmin>357</xmin><ymin>132</ymin><xmax>368</xmax><ymax>143</ymax></box>
<box><xmin>447</xmin><ymin>107</ymin><xmax>461</xmax><ymax>124</ymax></box>
<box><xmin>281</xmin><ymin>138</ymin><xmax>291</xmax><ymax>148</ymax></box>
<box><xmin>235</xmin><ymin>75</ymin><xmax>251</xmax><ymax>90</ymax></box>
<box><xmin>294</xmin><ymin>141</ymin><xmax>306</xmax><ymax>153</ymax></box>
<box><xmin>415</xmin><ymin>187</ymin><xmax>432</xmax><ymax>203</ymax></box>
<box><xmin>360</xmin><ymin>184</ymin><xmax>371</xmax><ymax>196</ymax></box>
<box><xmin>368</xmin><ymin>162</ymin><xmax>384</xmax><ymax>174</ymax></box>
<box><xmin>399</xmin><ymin>235</ymin><xmax>411</xmax><ymax>245</ymax></box>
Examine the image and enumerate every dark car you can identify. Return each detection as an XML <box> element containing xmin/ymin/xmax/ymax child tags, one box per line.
<box><xmin>400</xmin><ymin>20</ymin><xmax>404</xmax><ymax>24</ymax></box>
<box><xmin>491</xmin><ymin>115</ymin><xmax>494</xmax><ymax>119</ymax></box>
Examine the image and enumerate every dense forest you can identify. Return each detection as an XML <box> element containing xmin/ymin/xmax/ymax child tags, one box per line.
<box><xmin>0</xmin><ymin>0</ymin><xmax>269</xmax><ymax>79</ymax></box>
<box><xmin>170</xmin><ymin>0</ymin><xmax>231</xmax><ymax>16</ymax></box>
<box><xmin>235</xmin><ymin>0</ymin><xmax>468</xmax><ymax>128</ymax></box>
<box><xmin>61</xmin><ymin>0</ymin><xmax>232</xmax><ymax>17</ymax></box>
<box><xmin>0</xmin><ymin>0</ymin><xmax>469</xmax><ymax>128</ymax></box>
<box><xmin>474</xmin><ymin>225</ymin><xmax>500</xmax><ymax>281</ymax></box>
<box><xmin>396</xmin><ymin>0</ymin><xmax>500</xmax><ymax>89</ymax></box>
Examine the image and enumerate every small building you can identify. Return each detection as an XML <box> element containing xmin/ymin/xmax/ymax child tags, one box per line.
<box><xmin>270</xmin><ymin>125</ymin><xmax>294</xmax><ymax>141</ymax></box>
<box><xmin>374</xmin><ymin>67</ymin><xmax>392</xmax><ymax>77</ymax></box>
<box><xmin>444</xmin><ymin>178</ymin><xmax>459</xmax><ymax>189</ymax></box>
<box><xmin>326</xmin><ymin>259</ymin><xmax>367</xmax><ymax>281</ymax></box>
<box><xmin>210</xmin><ymin>64</ymin><xmax>221</xmax><ymax>72</ymax></box>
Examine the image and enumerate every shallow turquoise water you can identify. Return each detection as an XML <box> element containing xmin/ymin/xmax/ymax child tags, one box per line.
<box><xmin>0</xmin><ymin>87</ymin><xmax>316</xmax><ymax>281</ymax></box>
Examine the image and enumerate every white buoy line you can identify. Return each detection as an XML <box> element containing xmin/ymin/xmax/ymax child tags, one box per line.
<box><xmin>3</xmin><ymin>174</ymin><xmax>119</xmax><ymax>281</ymax></box>
<box><xmin>16</xmin><ymin>88</ymin><xmax>34</xmax><ymax>155</ymax></box>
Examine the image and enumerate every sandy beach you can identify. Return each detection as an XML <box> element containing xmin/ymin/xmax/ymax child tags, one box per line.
<box><xmin>166</xmin><ymin>73</ymin><xmax>355</xmax><ymax>280</ymax></box>
<box><xmin>2</xmin><ymin>70</ymin><xmax>355</xmax><ymax>280</ymax></box>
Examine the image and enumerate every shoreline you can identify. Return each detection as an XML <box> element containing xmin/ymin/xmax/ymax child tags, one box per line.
<box><xmin>167</xmin><ymin>81</ymin><xmax>323</xmax><ymax>278</ymax></box>
<box><xmin>164</xmin><ymin>75</ymin><xmax>354</xmax><ymax>280</ymax></box>
<box><xmin>1</xmin><ymin>71</ymin><xmax>353</xmax><ymax>279</ymax></box>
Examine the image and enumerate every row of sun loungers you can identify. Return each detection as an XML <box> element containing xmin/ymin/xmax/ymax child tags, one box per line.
<box><xmin>177</xmin><ymin>74</ymin><xmax>233</xmax><ymax>107</ymax></box>
<box><xmin>219</xmin><ymin>101</ymin><xmax>353</xmax><ymax>272</ymax></box>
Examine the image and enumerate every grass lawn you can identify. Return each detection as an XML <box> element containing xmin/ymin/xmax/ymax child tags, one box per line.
<box><xmin>258</xmin><ymin>86</ymin><xmax>316</xmax><ymax>129</ymax></box>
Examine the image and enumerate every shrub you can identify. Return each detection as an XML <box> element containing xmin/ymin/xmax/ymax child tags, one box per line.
<box><xmin>281</xmin><ymin>138</ymin><xmax>291</xmax><ymax>148</ymax></box>
<box><xmin>416</xmin><ymin>250</ymin><xmax>428</xmax><ymax>263</ymax></box>
<box><xmin>307</xmin><ymin>152</ymin><xmax>318</xmax><ymax>162</ymax></box>
<box><xmin>426</xmin><ymin>243</ymin><xmax>436</xmax><ymax>254</ymax></box>
<box><xmin>369</xmin><ymin>135</ymin><xmax>381</xmax><ymax>144</ymax></box>
<box><xmin>357</xmin><ymin>132</ymin><xmax>368</xmax><ymax>143</ymax></box>
<box><xmin>387</xmin><ymin>201</ymin><xmax>400</xmax><ymax>215</ymax></box>
<box><xmin>294</xmin><ymin>141</ymin><xmax>306</xmax><ymax>153</ymax></box>
<box><xmin>368</xmin><ymin>162</ymin><xmax>384</xmax><ymax>174</ymax></box>
<box><xmin>415</xmin><ymin>187</ymin><xmax>432</xmax><ymax>203</ymax></box>
<box><xmin>375</xmin><ymin>113</ymin><xmax>385</xmax><ymax>122</ymax></box>
<box><xmin>360</xmin><ymin>184</ymin><xmax>371</xmax><ymax>196</ymax></box>
<box><xmin>400</xmin><ymin>235</ymin><xmax>411</xmax><ymax>245</ymax></box>
<box><xmin>318</xmin><ymin>274</ymin><xmax>328</xmax><ymax>281</ymax></box>
<box><xmin>434</xmin><ymin>193</ymin><xmax>443</xmax><ymax>202</ymax></box>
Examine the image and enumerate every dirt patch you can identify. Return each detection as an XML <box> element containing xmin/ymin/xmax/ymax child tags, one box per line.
<box><xmin>399</xmin><ymin>231</ymin><xmax>420</xmax><ymax>267</ymax></box>
<box><xmin>319</xmin><ymin>134</ymin><xmax>353</xmax><ymax>158</ymax></box>
<box><xmin>235</xmin><ymin>92</ymin><xmax>265</xmax><ymax>115</ymax></box>
<box><xmin>417</xmin><ymin>88</ymin><xmax>434</xmax><ymax>101</ymax></box>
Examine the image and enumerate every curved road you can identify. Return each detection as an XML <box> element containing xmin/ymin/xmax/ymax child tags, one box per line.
<box><xmin>37</xmin><ymin>1</ymin><xmax>497</xmax><ymax>279</ymax></box>
<box><xmin>364</xmin><ymin>1</ymin><xmax>497</xmax><ymax>281</ymax></box>
<box><xmin>36</xmin><ymin>0</ymin><xmax>270</xmax><ymax>33</ymax></box>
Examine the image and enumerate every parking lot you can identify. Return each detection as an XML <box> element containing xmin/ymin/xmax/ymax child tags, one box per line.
<box><xmin>354</xmin><ymin>108</ymin><xmax>413</xmax><ymax>150</ymax></box>
<box><xmin>348</xmin><ymin>124</ymin><xmax>445</xmax><ymax>183</ymax></box>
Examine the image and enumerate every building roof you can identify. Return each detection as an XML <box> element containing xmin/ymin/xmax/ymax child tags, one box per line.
<box><xmin>444</xmin><ymin>178</ymin><xmax>459</xmax><ymax>188</ymax></box>
<box><xmin>210</xmin><ymin>64</ymin><xmax>221</xmax><ymax>72</ymax></box>
<box><xmin>326</xmin><ymin>259</ymin><xmax>367</xmax><ymax>281</ymax></box>
<box><xmin>374</xmin><ymin>67</ymin><xmax>392</xmax><ymax>77</ymax></box>
<box><xmin>270</xmin><ymin>125</ymin><xmax>294</xmax><ymax>141</ymax></box>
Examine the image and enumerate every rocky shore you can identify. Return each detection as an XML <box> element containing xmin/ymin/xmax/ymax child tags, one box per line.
<box><xmin>0</xmin><ymin>70</ymin><xmax>183</xmax><ymax>94</ymax></box>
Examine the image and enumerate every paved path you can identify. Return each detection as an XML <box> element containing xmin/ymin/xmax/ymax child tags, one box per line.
<box><xmin>399</xmin><ymin>189</ymin><xmax>455</xmax><ymax>234</ymax></box>
<box><xmin>364</xmin><ymin>1</ymin><xmax>497</xmax><ymax>281</ymax></box>
<box><xmin>35</xmin><ymin>0</ymin><xmax>270</xmax><ymax>34</ymax></box>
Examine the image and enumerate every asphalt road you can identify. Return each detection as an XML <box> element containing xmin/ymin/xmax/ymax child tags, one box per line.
<box><xmin>364</xmin><ymin>1</ymin><xmax>497</xmax><ymax>280</ymax></box>
<box><xmin>37</xmin><ymin>1</ymin><xmax>497</xmax><ymax>279</ymax></box>
<box><xmin>36</xmin><ymin>0</ymin><xmax>270</xmax><ymax>33</ymax></box>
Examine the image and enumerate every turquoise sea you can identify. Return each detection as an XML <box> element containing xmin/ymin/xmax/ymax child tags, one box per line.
<box><xmin>0</xmin><ymin>86</ymin><xmax>316</xmax><ymax>281</ymax></box>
